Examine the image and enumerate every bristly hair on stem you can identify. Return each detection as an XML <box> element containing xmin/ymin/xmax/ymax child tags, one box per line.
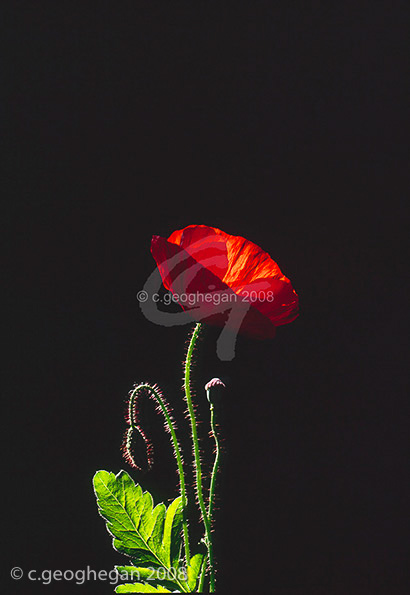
<box><xmin>182</xmin><ymin>325</ymin><xmax>205</xmax><ymax>502</ymax></box>
<box><xmin>121</xmin><ymin>423</ymin><xmax>155</xmax><ymax>472</ymax></box>
<box><xmin>181</xmin><ymin>324</ymin><xmax>205</xmax><ymax>493</ymax></box>
<box><xmin>121</xmin><ymin>381</ymin><xmax>192</xmax><ymax>564</ymax></box>
<box><xmin>122</xmin><ymin>382</ymin><xmax>181</xmax><ymax>472</ymax></box>
<box><xmin>183</xmin><ymin>323</ymin><xmax>217</xmax><ymax>591</ymax></box>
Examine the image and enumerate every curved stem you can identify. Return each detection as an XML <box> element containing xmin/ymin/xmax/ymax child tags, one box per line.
<box><xmin>207</xmin><ymin>402</ymin><xmax>221</xmax><ymax>529</ymax></box>
<box><xmin>129</xmin><ymin>383</ymin><xmax>191</xmax><ymax>565</ymax></box>
<box><xmin>184</xmin><ymin>323</ymin><xmax>216</xmax><ymax>592</ymax></box>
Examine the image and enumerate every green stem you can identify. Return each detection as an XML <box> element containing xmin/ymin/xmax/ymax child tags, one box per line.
<box><xmin>129</xmin><ymin>383</ymin><xmax>191</xmax><ymax>566</ymax></box>
<box><xmin>184</xmin><ymin>323</ymin><xmax>216</xmax><ymax>592</ymax></box>
<box><xmin>207</xmin><ymin>402</ymin><xmax>221</xmax><ymax>529</ymax></box>
<box><xmin>198</xmin><ymin>551</ymin><xmax>208</xmax><ymax>592</ymax></box>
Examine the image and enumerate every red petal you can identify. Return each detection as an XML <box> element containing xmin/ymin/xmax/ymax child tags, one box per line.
<box><xmin>151</xmin><ymin>225</ymin><xmax>299</xmax><ymax>339</ymax></box>
<box><xmin>168</xmin><ymin>225</ymin><xmax>229</xmax><ymax>280</ymax></box>
<box><xmin>151</xmin><ymin>235</ymin><xmax>235</xmax><ymax>325</ymax></box>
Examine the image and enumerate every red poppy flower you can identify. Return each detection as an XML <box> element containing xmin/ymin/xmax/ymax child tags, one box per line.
<box><xmin>151</xmin><ymin>224</ymin><xmax>299</xmax><ymax>339</ymax></box>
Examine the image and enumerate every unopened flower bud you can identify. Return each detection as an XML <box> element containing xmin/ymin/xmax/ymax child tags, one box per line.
<box><xmin>205</xmin><ymin>377</ymin><xmax>226</xmax><ymax>405</ymax></box>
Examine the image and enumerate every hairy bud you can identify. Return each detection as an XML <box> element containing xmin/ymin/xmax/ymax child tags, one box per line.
<box><xmin>205</xmin><ymin>377</ymin><xmax>226</xmax><ymax>405</ymax></box>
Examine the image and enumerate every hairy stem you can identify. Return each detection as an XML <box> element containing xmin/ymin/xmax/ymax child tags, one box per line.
<box><xmin>128</xmin><ymin>383</ymin><xmax>191</xmax><ymax>565</ymax></box>
<box><xmin>184</xmin><ymin>323</ymin><xmax>216</xmax><ymax>592</ymax></box>
<box><xmin>207</xmin><ymin>402</ymin><xmax>221</xmax><ymax>531</ymax></box>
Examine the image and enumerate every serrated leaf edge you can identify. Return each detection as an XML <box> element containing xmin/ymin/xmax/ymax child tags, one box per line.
<box><xmin>93</xmin><ymin>470</ymin><xmax>189</xmax><ymax>592</ymax></box>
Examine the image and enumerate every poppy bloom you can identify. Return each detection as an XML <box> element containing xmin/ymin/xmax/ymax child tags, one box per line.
<box><xmin>150</xmin><ymin>224</ymin><xmax>299</xmax><ymax>339</ymax></box>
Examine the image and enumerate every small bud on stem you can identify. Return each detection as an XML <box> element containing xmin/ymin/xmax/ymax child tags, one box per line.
<box><xmin>205</xmin><ymin>377</ymin><xmax>226</xmax><ymax>406</ymax></box>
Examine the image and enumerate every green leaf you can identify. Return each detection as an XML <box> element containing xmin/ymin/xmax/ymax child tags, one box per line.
<box><xmin>116</xmin><ymin>566</ymin><xmax>185</xmax><ymax>591</ymax></box>
<box><xmin>115</xmin><ymin>583</ymin><xmax>172</xmax><ymax>593</ymax></box>
<box><xmin>116</xmin><ymin>566</ymin><xmax>159</xmax><ymax>581</ymax></box>
<box><xmin>162</xmin><ymin>494</ymin><xmax>184</xmax><ymax>569</ymax></box>
<box><xmin>93</xmin><ymin>470</ymin><xmax>188</xmax><ymax>592</ymax></box>
<box><xmin>186</xmin><ymin>553</ymin><xmax>205</xmax><ymax>592</ymax></box>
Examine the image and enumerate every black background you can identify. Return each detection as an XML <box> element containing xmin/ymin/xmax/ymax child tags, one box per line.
<box><xmin>3</xmin><ymin>2</ymin><xmax>408</xmax><ymax>594</ymax></box>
